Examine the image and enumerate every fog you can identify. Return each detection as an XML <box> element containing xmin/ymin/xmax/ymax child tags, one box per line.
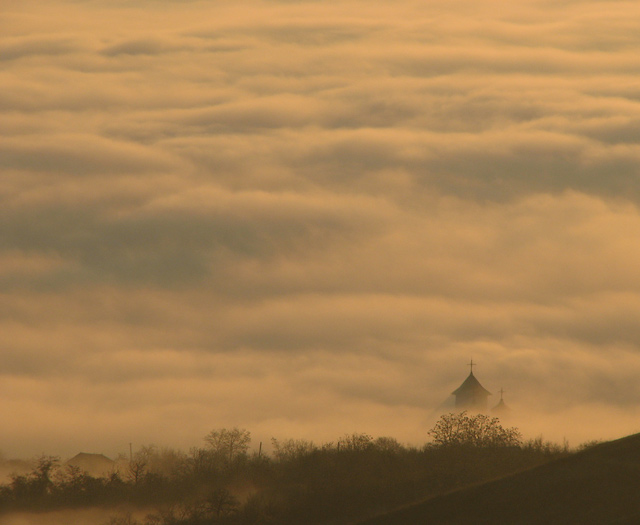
<box><xmin>2</xmin><ymin>0</ymin><xmax>640</xmax><ymax>460</ymax></box>
<box><xmin>0</xmin><ymin>508</ymin><xmax>147</xmax><ymax>525</ymax></box>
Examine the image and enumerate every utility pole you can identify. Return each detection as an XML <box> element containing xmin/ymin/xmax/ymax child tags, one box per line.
<box><xmin>129</xmin><ymin>442</ymin><xmax>133</xmax><ymax>463</ymax></box>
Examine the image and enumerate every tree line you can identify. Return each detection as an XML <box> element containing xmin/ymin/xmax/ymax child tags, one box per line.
<box><xmin>0</xmin><ymin>413</ymin><xmax>575</xmax><ymax>524</ymax></box>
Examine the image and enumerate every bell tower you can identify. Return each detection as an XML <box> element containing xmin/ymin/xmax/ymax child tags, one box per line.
<box><xmin>451</xmin><ymin>360</ymin><xmax>492</xmax><ymax>411</ymax></box>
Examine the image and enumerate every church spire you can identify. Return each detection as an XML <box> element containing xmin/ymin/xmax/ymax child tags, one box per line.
<box><xmin>452</xmin><ymin>361</ymin><xmax>491</xmax><ymax>411</ymax></box>
<box><xmin>492</xmin><ymin>387</ymin><xmax>510</xmax><ymax>415</ymax></box>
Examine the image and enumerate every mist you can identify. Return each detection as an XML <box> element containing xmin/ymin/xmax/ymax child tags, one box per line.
<box><xmin>2</xmin><ymin>0</ymin><xmax>640</xmax><ymax>463</ymax></box>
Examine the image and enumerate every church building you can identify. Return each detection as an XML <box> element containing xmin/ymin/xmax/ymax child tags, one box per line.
<box><xmin>452</xmin><ymin>360</ymin><xmax>492</xmax><ymax>411</ymax></box>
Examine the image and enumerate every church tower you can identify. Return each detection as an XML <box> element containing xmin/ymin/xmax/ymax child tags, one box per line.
<box><xmin>452</xmin><ymin>360</ymin><xmax>491</xmax><ymax>411</ymax></box>
<box><xmin>492</xmin><ymin>387</ymin><xmax>510</xmax><ymax>416</ymax></box>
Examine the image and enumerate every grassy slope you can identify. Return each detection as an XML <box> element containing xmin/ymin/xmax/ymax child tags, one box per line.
<box><xmin>359</xmin><ymin>433</ymin><xmax>640</xmax><ymax>525</ymax></box>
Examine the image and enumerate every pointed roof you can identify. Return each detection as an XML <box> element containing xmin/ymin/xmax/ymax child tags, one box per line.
<box><xmin>66</xmin><ymin>453</ymin><xmax>114</xmax><ymax>476</ymax></box>
<box><xmin>492</xmin><ymin>388</ymin><xmax>510</xmax><ymax>413</ymax></box>
<box><xmin>452</xmin><ymin>371</ymin><xmax>492</xmax><ymax>396</ymax></box>
<box><xmin>492</xmin><ymin>398</ymin><xmax>509</xmax><ymax>411</ymax></box>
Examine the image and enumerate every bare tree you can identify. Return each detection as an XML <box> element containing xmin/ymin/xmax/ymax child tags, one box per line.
<box><xmin>127</xmin><ymin>456</ymin><xmax>148</xmax><ymax>485</ymax></box>
<box><xmin>373</xmin><ymin>436</ymin><xmax>403</xmax><ymax>453</ymax></box>
<box><xmin>127</xmin><ymin>444</ymin><xmax>161</xmax><ymax>484</ymax></box>
<box><xmin>271</xmin><ymin>438</ymin><xmax>317</xmax><ymax>461</ymax></box>
<box><xmin>204</xmin><ymin>428</ymin><xmax>251</xmax><ymax>462</ymax></box>
<box><xmin>428</xmin><ymin>411</ymin><xmax>522</xmax><ymax>448</ymax></box>
<box><xmin>337</xmin><ymin>433</ymin><xmax>373</xmax><ymax>452</ymax></box>
<box><xmin>33</xmin><ymin>455</ymin><xmax>60</xmax><ymax>495</ymax></box>
<box><xmin>207</xmin><ymin>487</ymin><xmax>239</xmax><ymax>519</ymax></box>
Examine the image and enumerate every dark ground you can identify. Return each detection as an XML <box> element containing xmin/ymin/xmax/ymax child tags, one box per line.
<box><xmin>360</xmin><ymin>432</ymin><xmax>640</xmax><ymax>525</ymax></box>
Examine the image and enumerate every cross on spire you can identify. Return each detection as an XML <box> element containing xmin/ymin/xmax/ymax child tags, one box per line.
<box><xmin>468</xmin><ymin>359</ymin><xmax>476</xmax><ymax>374</ymax></box>
<box><xmin>499</xmin><ymin>388</ymin><xmax>505</xmax><ymax>400</ymax></box>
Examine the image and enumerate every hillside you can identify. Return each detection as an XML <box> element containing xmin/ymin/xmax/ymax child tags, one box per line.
<box><xmin>360</xmin><ymin>433</ymin><xmax>640</xmax><ymax>525</ymax></box>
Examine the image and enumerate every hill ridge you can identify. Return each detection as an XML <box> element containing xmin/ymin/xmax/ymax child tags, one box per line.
<box><xmin>359</xmin><ymin>432</ymin><xmax>640</xmax><ymax>525</ymax></box>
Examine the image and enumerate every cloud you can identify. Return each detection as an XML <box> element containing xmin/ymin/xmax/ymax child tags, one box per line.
<box><xmin>0</xmin><ymin>37</ymin><xmax>80</xmax><ymax>61</ymax></box>
<box><xmin>100</xmin><ymin>38</ymin><xmax>185</xmax><ymax>56</ymax></box>
<box><xmin>3</xmin><ymin>0</ymin><xmax>640</xmax><ymax>457</ymax></box>
<box><xmin>0</xmin><ymin>134</ymin><xmax>184</xmax><ymax>175</ymax></box>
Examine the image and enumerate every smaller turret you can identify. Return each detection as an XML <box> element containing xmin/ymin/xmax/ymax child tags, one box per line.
<box><xmin>492</xmin><ymin>387</ymin><xmax>510</xmax><ymax>416</ymax></box>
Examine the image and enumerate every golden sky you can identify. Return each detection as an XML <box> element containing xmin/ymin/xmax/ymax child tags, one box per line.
<box><xmin>3</xmin><ymin>0</ymin><xmax>640</xmax><ymax>457</ymax></box>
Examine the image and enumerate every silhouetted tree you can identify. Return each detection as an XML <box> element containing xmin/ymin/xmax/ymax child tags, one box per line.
<box><xmin>337</xmin><ymin>433</ymin><xmax>373</xmax><ymax>452</ymax></box>
<box><xmin>373</xmin><ymin>436</ymin><xmax>403</xmax><ymax>453</ymax></box>
<box><xmin>271</xmin><ymin>438</ymin><xmax>317</xmax><ymax>461</ymax></box>
<box><xmin>186</xmin><ymin>446</ymin><xmax>218</xmax><ymax>481</ymax></box>
<box><xmin>127</xmin><ymin>457</ymin><xmax>147</xmax><ymax>486</ymax></box>
<box><xmin>207</xmin><ymin>487</ymin><xmax>239</xmax><ymax>519</ymax></box>
<box><xmin>33</xmin><ymin>455</ymin><xmax>60</xmax><ymax>493</ymax></box>
<box><xmin>429</xmin><ymin>411</ymin><xmax>521</xmax><ymax>448</ymax></box>
<box><xmin>204</xmin><ymin>428</ymin><xmax>251</xmax><ymax>462</ymax></box>
<box><xmin>0</xmin><ymin>426</ymin><xmax>574</xmax><ymax>524</ymax></box>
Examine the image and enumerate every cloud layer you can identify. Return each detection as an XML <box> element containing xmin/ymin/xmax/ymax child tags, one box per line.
<box><xmin>3</xmin><ymin>0</ymin><xmax>640</xmax><ymax>456</ymax></box>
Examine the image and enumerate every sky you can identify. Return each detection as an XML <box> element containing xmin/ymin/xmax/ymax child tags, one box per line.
<box><xmin>3</xmin><ymin>0</ymin><xmax>640</xmax><ymax>458</ymax></box>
